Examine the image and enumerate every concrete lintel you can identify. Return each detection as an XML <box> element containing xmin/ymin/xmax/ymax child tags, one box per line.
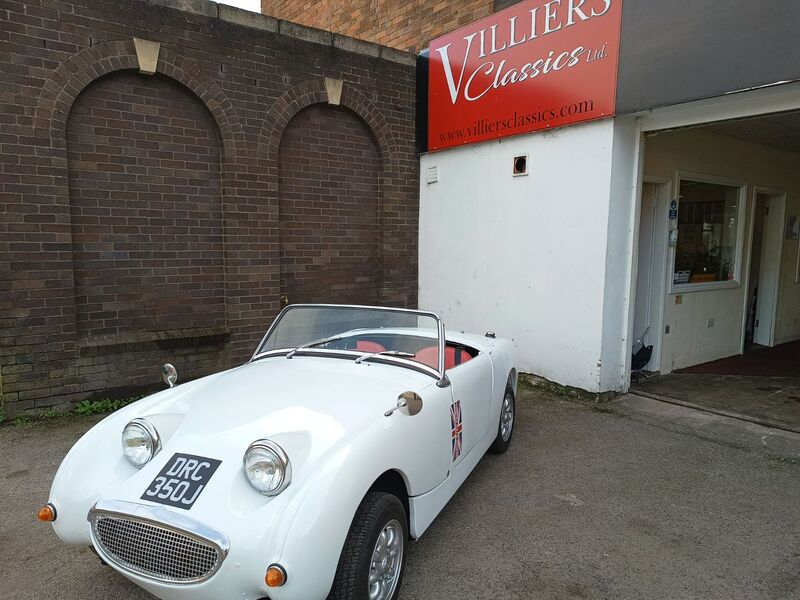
<box><xmin>333</xmin><ymin>34</ymin><xmax>380</xmax><ymax>58</ymax></box>
<box><xmin>145</xmin><ymin>0</ymin><xmax>218</xmax><ymax>18</ymax></box>
<box><xmin>133</xmin><ymin>38</ymin><xmax>161</xmax><ymax>75</ymax></box>
<box><xmin>218</xmin><ymin>5</ymin><xmax>278</xmax><ymax>33</ymax></box>
<box><xmin>325</xmin><ymin>77</ymin><xmax>344</xmax><ymax>105</ymax></box>
<box><xmin>279</xmin><ymin>20</ymin><xmax>333</xmax><ymax>47</ymax></box>
<box><xmin>379</xmin><ymin>46</ymin><xmax>417</xmax><ymax>67</ymax></box>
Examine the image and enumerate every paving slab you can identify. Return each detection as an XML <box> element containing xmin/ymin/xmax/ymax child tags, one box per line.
<box><xmin>633</xmin><ymin>373</ymin><xmax>800</xmax><ymax>431</ymax></box>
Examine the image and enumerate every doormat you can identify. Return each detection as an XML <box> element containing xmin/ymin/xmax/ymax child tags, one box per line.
<box><xmin>675</xmin><ymin>341</ymin><xmax>800</xmax><ymax>377</ymax></box>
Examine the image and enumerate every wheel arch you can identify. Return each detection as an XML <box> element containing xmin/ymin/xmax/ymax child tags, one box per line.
<box><xmin>368</xmin><ymin>469</ymin><xmax>411</xmax><ymax>538</ymax></box>
<box><xmin>507</xmin><ymin>368</ymin><xmax>518</xmax><ymax>393</ymax></box>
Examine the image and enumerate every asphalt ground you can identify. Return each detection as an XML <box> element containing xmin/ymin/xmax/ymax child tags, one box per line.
<box><xmin>1</xmin><ymin>385</ymin><xmax>798</xmax><ymax>600</ymax></box>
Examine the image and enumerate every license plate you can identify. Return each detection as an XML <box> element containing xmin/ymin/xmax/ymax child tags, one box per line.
<box><xmin>141</xmin><ymin>453</ymin><xmax>221</xmax><ymax>510</ymax></box>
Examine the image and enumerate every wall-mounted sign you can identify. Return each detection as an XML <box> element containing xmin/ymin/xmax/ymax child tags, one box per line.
<box><xmin>427</xmin><ymin>0</ymin><xmax>623</xmax><ymax>152</ymax></box>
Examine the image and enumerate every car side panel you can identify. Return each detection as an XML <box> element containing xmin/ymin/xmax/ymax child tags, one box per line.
<box><xmin>408</xmin><ymin>338</ymin><xmax>517</xmax><ymax>538</ymax></box>
<box><xmin>268</xmin><ymin>393</ymin><xmax>452</xmax><ymax>599</ymax></box>
<box><xmin>408</xmin><ymin>421</ymin><xmax>497</xmax><ymax>537</ymax></box>
<box><xmin>446</xmin><ymin>353</ymin><xmax>493</xmax><ymax>466</ymax></box>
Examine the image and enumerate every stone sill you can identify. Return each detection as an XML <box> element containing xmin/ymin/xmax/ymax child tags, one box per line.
<box><xmin>79</xmin><ymin>326</ymin><xmax>231</xmax><ymax>356</ymax></box>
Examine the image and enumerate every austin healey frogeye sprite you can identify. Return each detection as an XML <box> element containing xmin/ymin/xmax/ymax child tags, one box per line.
<box><xmin>40</xmin><ymin>304</ymin><xmax>517</xmax><ymax>600</ymax></box>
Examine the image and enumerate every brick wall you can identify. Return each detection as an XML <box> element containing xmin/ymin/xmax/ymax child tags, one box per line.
<box><xmin>261</xmin><ymin>0</ymin><xmax>496</xmax><ymax>52</ymax></box>
<box><xmin>0</xmin><ymin>0</ymin><xmax>418</xmax><ymax>416</ymax></box>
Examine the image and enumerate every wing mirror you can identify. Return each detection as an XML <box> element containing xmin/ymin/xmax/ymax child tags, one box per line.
<box><xmin>385</xmin><ymin>391</ymin><xmax>423</xmax><ymax>417</ymax></box>
<box><xmin>161</xmin><ymin>363</ymin><xmax>177</xmax><ymax>388</ymax></box>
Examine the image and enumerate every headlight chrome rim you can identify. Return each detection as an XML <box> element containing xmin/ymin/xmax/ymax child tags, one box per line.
<box><xmin>122</xmin><ymin>418</ymin><xmax>161</xmax><ymax>468</ymax></box>
<box><xmin>243</xmin><ymin>439</ymin><xmax>291</xmax><ymax>496</ymax></box>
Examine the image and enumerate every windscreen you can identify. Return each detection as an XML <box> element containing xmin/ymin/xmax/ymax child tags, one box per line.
<box><xmin>256</xmin><ymin>306</ymin><xmax>442</xmax><ymax>372</ymax></box>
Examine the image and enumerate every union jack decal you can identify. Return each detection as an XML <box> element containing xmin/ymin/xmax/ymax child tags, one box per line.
<box><xmin>450</xmin><ymin>400</ymin><xmax>463</xmax><ymax>461</ymax></box>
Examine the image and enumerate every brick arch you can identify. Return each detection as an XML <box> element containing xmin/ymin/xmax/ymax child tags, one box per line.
<box><xmin>34</xmin><ymin>40</ymin><xmax>245</xmax><ymax>158</ymax></box>
<box><xmin>258</xmin><ymin>78</ymin><xmax>399</xmax><ymax>172</ymax></box>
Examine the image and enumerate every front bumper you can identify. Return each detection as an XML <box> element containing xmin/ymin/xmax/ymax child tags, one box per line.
<box><xmin>86</xmin><ymin>500</ymin><xmax>278</xmax><ymax>600</ymax></box>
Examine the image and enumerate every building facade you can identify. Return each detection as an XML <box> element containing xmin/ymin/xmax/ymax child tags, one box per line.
<box><xmin>0</xmin><ymin>0</ymin><xmax>419</xmax><ymax>416</ymax></box>
<box><xmin>418</xmin><ymin>0</ymin><xmax>800</xmax><ymax>392</ymax></box>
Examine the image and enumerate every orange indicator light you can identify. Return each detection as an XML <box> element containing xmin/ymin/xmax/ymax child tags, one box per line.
<box><xmin>37</xmin><ymin>503</ymin><xmax>57</xmax><ymax>522</ymax></box>
<box><xmin>265</xmin><ymin>564</ymin><xmax>287</xmax><ymax>587</ymax></box>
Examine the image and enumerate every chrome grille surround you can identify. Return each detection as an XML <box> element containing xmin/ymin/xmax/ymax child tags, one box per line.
<box><xmin>88</xmin><ymin>500</ymin><xmax>229</xmax><ymax>584</ymax></box>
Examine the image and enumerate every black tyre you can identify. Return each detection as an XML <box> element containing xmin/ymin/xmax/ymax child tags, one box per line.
<box><xmin>329</xmin><ymin>492</ymin><xmax>408</xmax><ymax>600</ymax></box>
<box><xmin>488</xmin><ymin>386</ymin><xmax>515</xmax><ymax>454</ymax></box>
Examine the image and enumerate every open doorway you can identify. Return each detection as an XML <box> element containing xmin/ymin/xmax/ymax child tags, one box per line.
<box><xmin>630</xmin><ymin>107</ymin><xmax>800</xmax><ymax>431</ymax></box>
<box><xmin>631</xmin><ymin>179</ymin><xmax>670</xmax><ymax>375</ymax></box>
<box><xmin>745</xmin><ymin>189</ymin><xmax>786</xmax><ymax>349</ymax></box>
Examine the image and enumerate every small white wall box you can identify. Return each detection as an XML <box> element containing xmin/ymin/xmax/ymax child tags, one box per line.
<box><xmin>426</xmin><ymin>165</ymin><xmax>439</xmax><ymax>184</ymax></box>
<box><xmin>513</xmin><ymin>155</ymin><xmax>528</xmax><ymax>176</ymax></box>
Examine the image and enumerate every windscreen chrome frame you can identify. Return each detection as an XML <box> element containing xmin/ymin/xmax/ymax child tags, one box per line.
<box><xmin>249</xmin><ymin>304</ymin><xmax>448</xmax><ymax>386</ymax></box>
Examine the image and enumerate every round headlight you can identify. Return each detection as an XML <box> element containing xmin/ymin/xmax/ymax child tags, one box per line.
<box><xmin>243</xmin><ymin>440</ymin><xmax>291</xmax><ymax>496</ymax></box>
<box><xmin>122</xmin><ymin>418</ymin><xmax>160</xmax><ymax>468</ymax></box>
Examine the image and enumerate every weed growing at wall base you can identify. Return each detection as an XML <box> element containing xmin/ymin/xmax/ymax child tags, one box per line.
<box><xmin>1</xmin><ymin>396</ymin><xmax>145</xmax><ymax>427</ymax></box>
<box><xmin>73</xmin><ymin>397</ymin><xmax>142</xmax><ymax>416</ymax></box>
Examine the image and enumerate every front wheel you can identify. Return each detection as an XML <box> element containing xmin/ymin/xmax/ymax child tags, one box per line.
<box><xmin>329</xmin><ymin>492</ymin><xmax>407</xmax><ymax>600</ymax></box>
<box><xmin>488</xmin><ymin>387</ymin><xmax>515</xmax><ymax>454</ymax></box>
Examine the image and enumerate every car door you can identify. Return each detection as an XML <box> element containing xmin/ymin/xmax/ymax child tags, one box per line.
<box><xmin>445</xmin><ymin>352</ymin><xmax>493</xmax><ymax>468</ymax></box>
<box><xmin>392</xmin><ymin>382</ymin><xmax>458</xmax><ymax>495</ymax></box>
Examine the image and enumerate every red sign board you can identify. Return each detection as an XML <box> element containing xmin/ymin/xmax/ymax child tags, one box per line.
<box><xmin>428</xmin><ymin>0</ymin><xmax>623</xmax><ymax>151</ymax></box>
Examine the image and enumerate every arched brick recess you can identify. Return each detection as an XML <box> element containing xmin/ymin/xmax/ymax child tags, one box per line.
<box><xmin>67</xmin><ymin>72</ymin><xmax>226</xmax><ymax>335</ymax></box>
<box><xmin>278</xmin><ymin>104</ymin><xmax>382</xmax><ymax>305</ymax></box>
<box><xmin>260</xmin><ymin>80</ymin><xmax>406</xmax><ymax>307</ymax></box>
<box><xmin>31</xmin><ymin>40</ymin><xmax>250</xmax><ymax>397</ymax></box>
<box><xmin>65</xmin><ymin>71</ymin><xmax>228</xmax><ymax>393</ymax></box>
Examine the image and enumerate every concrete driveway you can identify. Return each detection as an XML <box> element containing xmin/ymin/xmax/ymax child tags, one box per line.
<box><xmin>1</xmin><ymin>385</ymin><xmax>798</xmax><ymax>600</ymax></box>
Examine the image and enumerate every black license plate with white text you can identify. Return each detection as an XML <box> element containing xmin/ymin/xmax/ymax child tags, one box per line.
<box><xmin>141</xmin><ymin>453</ymin><xmax>221</xmax><ymax>510</ymax></box>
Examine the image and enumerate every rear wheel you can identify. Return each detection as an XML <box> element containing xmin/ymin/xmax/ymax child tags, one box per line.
<box><xmin>329</xmin><ymin>492</ymin><xmax>407</xmax><ymax>600</ymax></box>
<box><xmin>489</xmin><ymin>386</ymin><xmax>515</xmax><ymax>454</ymax></box>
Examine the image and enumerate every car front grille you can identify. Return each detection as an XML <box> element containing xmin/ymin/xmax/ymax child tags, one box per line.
<box><xmin>89</xmin><ymin>502</ymin><xmax>228</xmax><ymax>584</ymax></box>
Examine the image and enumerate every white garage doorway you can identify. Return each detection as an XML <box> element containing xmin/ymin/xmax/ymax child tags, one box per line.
<box><xmin>631</xmin><ymin>179</ymin><xmax>671</xmax><ymax>373</ymax></box>
<box><xmin>746</xmin><ymin>187</ymin><xmax>787</xmax><ymax>348</ymax></box>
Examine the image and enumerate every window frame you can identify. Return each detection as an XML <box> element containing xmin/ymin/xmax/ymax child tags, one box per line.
<box><xmin>668</xmin><ymin>171</ymin><xmax>748</xmax><ymax>294</ymax></box>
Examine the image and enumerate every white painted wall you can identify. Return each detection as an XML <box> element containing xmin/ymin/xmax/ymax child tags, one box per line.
<box><xmin>418</xmin><ymin>100</ymin><xmax>800</xmax><ymax>390</ymax></box>
<box><xmin>644</xmin><ymin>128</ymin><xmax>800</xmax><ymax>372</ymax></box>
<box><xmin>419</xmin><ymin>120</ymin><xmax>618</xmax><ymax>392</ymax></box>
<box><xmin>600</xmin><ymin>116</ymin><xmax>643</xmax><ymax>390</ymax></box>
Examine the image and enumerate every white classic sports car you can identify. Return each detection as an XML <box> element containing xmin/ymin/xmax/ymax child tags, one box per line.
<box><xmin>40</xmin><ymin>304</ymin><xmax>517</xmax><ymax>600</ymax></box>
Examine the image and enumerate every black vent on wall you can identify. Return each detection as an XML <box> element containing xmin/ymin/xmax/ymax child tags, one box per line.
<box><xmin>416</xmin><ymin>49</ymin><xmax>429</xmax><ymax>155</ymax></box>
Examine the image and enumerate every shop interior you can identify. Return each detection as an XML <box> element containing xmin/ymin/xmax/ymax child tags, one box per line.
<box><xmin>630</xmin><ymin>110</ymin><xmax>800</xmax><ymax>431</ymax></box>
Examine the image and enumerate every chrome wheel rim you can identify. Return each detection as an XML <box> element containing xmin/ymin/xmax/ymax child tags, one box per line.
<box><xmin>368</xmin><ymin>519</ymin><xmax>403</xmax><ymax>600</ymax></box>
<box><xmin>500</xmin><ymin>394</ymin><xmax>514</xmax><ymax>442</ymax></box>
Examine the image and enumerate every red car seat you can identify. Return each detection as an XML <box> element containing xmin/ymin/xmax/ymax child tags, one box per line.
<box><xmin>415</xmin><ymin>345</ymin><xmax>473</xmax><ymax>370</ymax></box>
<box><xmin>355</xmin><ymin>340</ymin><xmax>386</xmax><ymax>353</ymax></box>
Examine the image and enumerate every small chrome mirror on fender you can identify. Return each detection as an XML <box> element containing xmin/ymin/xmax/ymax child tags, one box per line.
<box><xmin>385</xmin><ymin>391</ymin><xmax>423</xmax><ymax>417</ymax></box>
<box><xmin>161</xmin><ymin>363</ymin><xmax>177</xmax><ymax>388</ymax></box>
